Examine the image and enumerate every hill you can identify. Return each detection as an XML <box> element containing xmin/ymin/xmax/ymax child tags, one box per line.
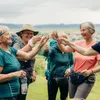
<box><xmin>1</xmin><ymin>23</ymin><xmax>100</xmax><ymax>29</ymax></box>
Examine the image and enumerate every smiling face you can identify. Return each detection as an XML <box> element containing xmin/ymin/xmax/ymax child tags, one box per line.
<box><xmin>21</xmin><ymin>30</ymin><xmax>34</xmax><ymax>43</ymax></box>
<box><xmin>80</xmin><ymin>22</ymin><xmax>95</xmax><ymax>40</ymax></box>
<box><xmin>0</xmin><ymin>27</ymin><xmax>12</xmax><ymax>45</ymax></box>
<box><xmin>80</xmin><ymin>26</ymin><xmax>92</xmax><ymax>40</ymax></box>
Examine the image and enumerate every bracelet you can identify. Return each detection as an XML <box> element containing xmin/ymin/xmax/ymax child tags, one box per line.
<box><xmin>91</xmin><ymin>69</ymin><xmax>94</xmax><ymax>74</ymax></box>
<box><xmin>28</xmin><ymin>39</ymin><xmax>35</xmax><ymax>48</ymax></box>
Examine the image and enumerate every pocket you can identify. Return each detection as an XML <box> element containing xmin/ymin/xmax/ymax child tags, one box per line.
<box><xmin>86</xmin><ymin>74</ymin><xmax>95</xmax><ymax>84</ymax></box>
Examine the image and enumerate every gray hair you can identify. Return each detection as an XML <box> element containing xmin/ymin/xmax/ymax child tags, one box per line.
<box><xmin>0</xmin><ymin>26</ymin><xmax>9</xmax><ymax>36</ymax></box>
<box><xmin>80</xmin><ymin>22</ymin><xmax>95</xmax><ymax>34</ymax></box>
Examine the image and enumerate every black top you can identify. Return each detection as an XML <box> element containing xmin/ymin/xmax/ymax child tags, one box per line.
<box><xmin>92</xmin><ymin>42</ymin><xmax>100</xmax><ymax>53</ymax></box>
<box><xmin>13</xmin><ymin>41</ymin><xmax>35</xmax><ymax>78</ymax></box>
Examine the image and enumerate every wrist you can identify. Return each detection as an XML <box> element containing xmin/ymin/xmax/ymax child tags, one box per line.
<box><xmin>9</xmin><ymin>72</ymin><xmax>17</xmax><ymax>78</ymax></box>
<box><xmin>91</xmin><ymin>69</ymin><xmax>94</xmax><ymax>74</ymax></box>
<box><xmin>37</xmin><ymin>43</ymin><xmax>43</xmax><ymax>49</ymax></box>
<box><xmin>28</xmin><ymin>39</ymin><xmax>35</xmax><ymax>48</ymax></box>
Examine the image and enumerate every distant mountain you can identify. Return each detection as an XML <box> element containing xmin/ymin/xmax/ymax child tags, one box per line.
<box><xmin>0</xmin><ymin>23</ymin><xmax>100</xmax><ymax>29</ymax></box>
<box><xmin>34</xmin><ymin>24</ymin><xmax>100</xmax><ymax>29</ymax></box>
<box><xmin>34</xmin><ymin>24</ymin><xmax>80</xmax><ymax>29</ymax></box>
<box><xmin>0</xmin><ymin>23</ymin><xmax>22</xmax><ymax>29</ymax></box>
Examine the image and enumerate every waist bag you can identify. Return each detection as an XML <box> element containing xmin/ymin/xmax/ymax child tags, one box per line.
<box><xmin>53</xmin><ymin>77</ymin><xmax>68</xmax><ymax>86</ymax></box>
<box><xmin>69</xmin><ymin>71</ymin><xmax>88</xmax><ymax>85</ymax></box>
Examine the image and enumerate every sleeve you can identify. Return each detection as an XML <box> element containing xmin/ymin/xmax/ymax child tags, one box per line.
<box><xmin>0</xmin><ymin>53</ymin><xmax>4</xmax><ymax>68</ymax></box>
<box><xmin>91</xmin><ymin>42</ymin><xmax>100</xmax><ymax>53</ymax></box>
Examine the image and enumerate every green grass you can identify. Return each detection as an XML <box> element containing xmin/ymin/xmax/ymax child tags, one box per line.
<box><xmin>26</xmin><ymin>55</ymin><xmax>100</xmax><ymax>100</ymax></box>
<box><xmin>87</xmin><ymin>73</ymin><xmax>100</xmax><ymax>100</ymax></box>
<box><xmin>26</xmin><ymin>74</ymin><xmax>100</xmax><ymax>100</ymax></box>
<box><xmin>26</xmin><ymin>75</ymin><xmax>61</xmax><ymax>100</ymax></box>
<box><xmin>26</xmin><ymin>75</ymin><xmax>48</xmax><ymax>100</ymax></box>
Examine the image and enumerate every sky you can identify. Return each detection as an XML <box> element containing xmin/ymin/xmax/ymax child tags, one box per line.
<box><xmin>0</xmin><ymin>0</ymin><xmax>100</xmax><ymax>25</ymax></box>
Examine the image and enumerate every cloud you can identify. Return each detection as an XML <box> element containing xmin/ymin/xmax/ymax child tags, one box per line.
<box><xmin>56</xmin><ymin>0</ymin><xmax>100</xmax><ymax>11</ymax></box>
<box><xmin>0</xmin><ymin>0</ymin><xmax>100</xmax><ymax>24</ymax></box>
<box><xmin>0</xmin><ymin>0</ymin><xmax>47</xmax><ymax>18</ymax></box>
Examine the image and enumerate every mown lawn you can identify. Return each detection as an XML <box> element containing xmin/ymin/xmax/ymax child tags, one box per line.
<box><xmin>26</xmin><ymin>74</ymin><xmax>100</xmax><ymax>100</ymax></box>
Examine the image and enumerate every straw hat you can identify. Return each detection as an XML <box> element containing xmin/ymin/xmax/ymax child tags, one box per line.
<box><xmin>16</xmin><ymin>24</ymin><xmax>39</xmax><ymax>36</ymax></box>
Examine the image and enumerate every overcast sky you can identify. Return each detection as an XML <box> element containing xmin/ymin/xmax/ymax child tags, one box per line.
<box><xmin>0</xmin><ymin>0</ymin><xmax>100</xmax><ymax>25</ymax></box>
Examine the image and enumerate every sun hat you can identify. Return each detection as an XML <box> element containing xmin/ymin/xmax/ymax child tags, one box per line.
<box><xmin>16</xmin><ymin>24</ymin><xmax>39</xmax><ymax>36</ymax></box>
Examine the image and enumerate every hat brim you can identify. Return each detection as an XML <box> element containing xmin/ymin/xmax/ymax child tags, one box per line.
<box><xmin>16</xmin><ymin>30</ymin><xmax>39</xmax><ymax>36</ymax></box>
<box><xmin>34</xmin><ymin>31</ymin><xmax>39</xmax><ymax>35</ymax></box>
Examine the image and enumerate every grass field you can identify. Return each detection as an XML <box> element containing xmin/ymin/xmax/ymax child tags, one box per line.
<box><xmin>25</xmin><ymin>55</ymin><xmax>100</xmax><ymax>100</ymax></box>
<box><xmin>26</xmin><ymin>74</ymin><xmax>100</xmax><ymax>100</ymax></box>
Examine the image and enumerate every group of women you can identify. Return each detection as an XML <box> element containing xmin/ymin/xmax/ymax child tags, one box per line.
<box><xmin>0</xmin><ymin>21</ymin><xmax>100</xmax><ymax>100</ymax></box>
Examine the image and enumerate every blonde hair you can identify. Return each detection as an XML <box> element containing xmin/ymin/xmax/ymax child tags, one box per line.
<box><xmin>80</xmin><ymin>22</ymin><xmax>95</xmax><ymax>34</ymax></box>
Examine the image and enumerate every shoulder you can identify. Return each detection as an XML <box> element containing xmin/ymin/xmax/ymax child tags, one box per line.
<box><xmin>92</xmin><ymin>42</ymin><xmax>100</xmax><ymax>47</ymax></box>
<box><xmin>91</xmin><ymin>42</ymin><xmax>100</xmax><ymax>53</ymax></box>
<box><xmin>9</xmin><ymin>47</ymin><xmax>18</xmax><ymax>55</ymax></box>
<box><xmin>13</xmin><ymin>41</ymin><xmax>23</xmax><ymax>50</ymax></box>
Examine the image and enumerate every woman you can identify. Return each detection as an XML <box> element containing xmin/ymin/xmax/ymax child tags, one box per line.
<box><xmin>13</xmin><ymin>24</ymin><xmax>38</xmax><ymax>100</ymax></box>
<box><xmin>52</xmin><ymin>22</ymin><xmax>100</xmax><ymax>99</ymax></box>
<box><xmin>0</xmin><ymin>26</ymin><xmax>48</xmax><ymax>100</ymax></box>
<box><xmin>43</xmin><ymin>33</ymin><xmax>73</xmax><ymax>100</ymax></box>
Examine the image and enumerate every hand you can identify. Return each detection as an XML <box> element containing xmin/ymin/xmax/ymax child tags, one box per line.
<box><xmin>51</xmin><ymin>32</ymin><xmax>59</xmax><ymax>40</ymax></box>
<box><xmin>81</xmin><ymin>69</ymin><xmax>92</xmax><ymax>76</ymax></box>
<box><xmin>31</xmin><ymin>35</ymin><xmax>41</xmax><ymax>44</ymax></box>
<box><xmin>64</xmin><ymin>68</ymin><xmax>71</xmax><ymax>77</ymax></box>
<box><xmin>31</xmin><ymin>71</ymin><xmax>36</xmax><ymax>82</ymax></box>
<box><xmin>12</xmin><ymin>70</ymin><xmax>26</xmax><ymax>78</ymax></box>
<box><xmin>39</xmin><ymin>36</ymin><xmax>49</xmax><ymax>47</ymax></box>
<box><xmin>20</xmin><ymin>70</ymin><xmax>27</xmax><ymax>78</ymax></box>
<box><xmin>58</xmin><ymin>37</ymin><xmax>69</xmax><ymax>45</ymax></box>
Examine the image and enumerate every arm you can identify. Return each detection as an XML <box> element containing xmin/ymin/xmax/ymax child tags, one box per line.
<box><xmin>16</xmin><ymin>37</ymin><xmax>49</xmax><ymax>60</ymax></box>
<box><xmin>90</xmin><ymin>61</ymin><xmax>100</xmax><ymax>73</ymax></box>
<box><xmin>19</xmin><ymin>35</ymin><xmax>41</xmax><ymax>52</ymax></box>
<box><xmin>80</xmin><ymin>61</ymin><xmax>100</xmax><ymax>76</ymax></box>
<box><xmin>67</xmin><ymin>41</ymin><xmax>99</xmax><ymax>56</ymax></box>
<box><xmin>0</xmin><ymin>67</ymin><xmax>26</xmax><ymax>83</ymax></box>
<box><xmin>51</xmin><ymin>32</ymin><xmax>74</xmax><ymax>52</ymax></box>
<box><xmin>31</xmin><ymin>70</ymin><xmax>36</xmax><ymax>82</ymax></box>
<box><xmin>57</xmin><ymin>43</ymin><xmax>74</xmax><ymax>52</ymax></box>
<box><xmin>20</xmin><ymin>44</ymin><xmax>32</xmax><ymax>52</ymax></box>
<box><xmin>59</xmin><ymin>37</ymin><xmax>99</xmax><ymax>56</ymax></box>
